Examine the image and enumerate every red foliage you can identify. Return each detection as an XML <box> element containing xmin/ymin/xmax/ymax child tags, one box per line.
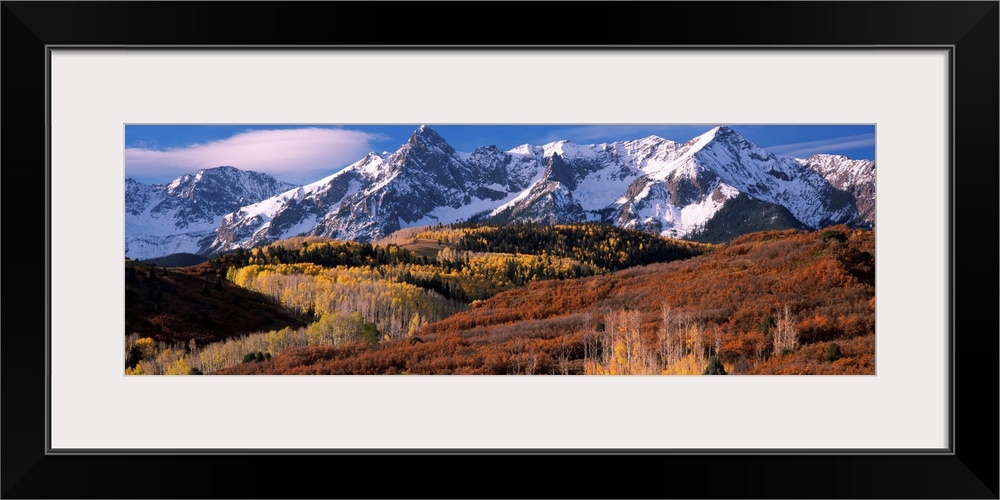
<box><xmin>219</xmin><ymin>227</ymin><xmax>875</xmax><ymax>375</ymax></box>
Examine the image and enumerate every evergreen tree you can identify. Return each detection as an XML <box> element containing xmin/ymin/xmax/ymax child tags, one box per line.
<box><xmin>703</xmin><ymin>356</ymin><xmax>727</xmax><ymax>375</ymax></box>
<box><xmin>824</xmin><ymin>343</ymin><xmax>843</xmax><ymax>362</ymax></box>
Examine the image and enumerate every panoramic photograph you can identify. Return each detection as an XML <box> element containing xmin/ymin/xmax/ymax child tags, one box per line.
<box><xmin>124</xmin><ymin>124</ymin><xmax>875</xmax><ymax>375</ymax></box>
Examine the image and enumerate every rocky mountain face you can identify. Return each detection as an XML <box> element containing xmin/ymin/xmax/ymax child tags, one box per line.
<box><xmin>125</xmin><ymin>166</ymin><xmax>295</xmax><ymax>259</ymax></box>
<box><xmin>126</xmin><ymin>126</ymin><xmax>876</xmax><ymax>258</ymax></box>
<box><xmin>798</xmin><ymin>154</ymin><xmax>876</xmax><ymax>226</ymax></box>
<box><xmin>608</xmin><ymin>126</ymin><xmax>863</xmax><ymax>238</ymax></box>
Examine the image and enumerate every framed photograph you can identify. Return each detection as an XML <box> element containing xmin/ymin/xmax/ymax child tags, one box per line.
<box><xmin>3</xmin><ymin>2</ymin><xmax>996</xmax><ymax>498</ymax></box>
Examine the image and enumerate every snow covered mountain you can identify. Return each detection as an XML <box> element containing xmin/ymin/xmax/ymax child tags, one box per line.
<box><xmin>605</xmin><ymin>126</ymin><xmax>861</xmax><ymax>238</ymax></box>
<box><xmin>125</xmin><ymin>166</ymin><xmax>296</xmax><ymax>259</ymax></box>
<box><xmin>204</xmin><ymin>125</ymin><xmax>549</xmax><ymax>254</ymax></box>
<box><xmin>799</xmin><ymin>153</ymin><xmax>876</xmax><ymax>226</ymax></box>
<box><xmin>126</xmin><ymin>126</ymin><xmax>876</xmax><ymax>258</ymax></box>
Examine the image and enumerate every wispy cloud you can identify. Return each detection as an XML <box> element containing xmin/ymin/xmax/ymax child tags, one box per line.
<box><xmin>125</xmin><ymin>128</ymin><xmax>384</xmax><ymax>184</ymax></box>
<box><xmin>764</xmin><ymin>134</ymin><xmax>876</xmax><ymax>159</ymax></box>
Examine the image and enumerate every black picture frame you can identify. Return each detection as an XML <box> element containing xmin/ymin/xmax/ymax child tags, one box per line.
<box><xmin>3</xmin><ymin>2</ymin><xmax>996</xmax><ymax>498</ymax></box>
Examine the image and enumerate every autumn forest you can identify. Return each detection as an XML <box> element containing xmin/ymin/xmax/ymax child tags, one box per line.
<box><xmin>124</xmin><ymin>222</ymin><xmax>875</xmax><ymax>375</ymax></box>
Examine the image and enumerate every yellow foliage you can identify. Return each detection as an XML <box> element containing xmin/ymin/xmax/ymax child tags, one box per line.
<box><xmin>135</xmin><ymin>337</ymin><xmax>155</xmax><ymax>359</ymax></box>
<box><xmin>584</xmin><ymin>310</ymin><xmax>650</xmax><ymax>375</ymax></box>
<box><xmin>660</xmin><ymin>354</ymin><xmax>706</xmax><ymax>375</ymax></box>
<box><xmin>165</xmin><ymin>356</ymin><xmax>191</xmax><ymax>375</ymax></box>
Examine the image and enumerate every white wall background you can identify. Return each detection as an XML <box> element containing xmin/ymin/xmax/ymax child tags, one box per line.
<box><xmin>50</xmin><ymin>50</ymin><xmax>948</xmax><ymax>450</ymax></box>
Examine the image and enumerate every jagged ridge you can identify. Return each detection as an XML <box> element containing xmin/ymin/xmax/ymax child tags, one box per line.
<box><xmin>126</xmin><ymin>126</ymin><xmax>875</xmax><ymax>258</ymax></box>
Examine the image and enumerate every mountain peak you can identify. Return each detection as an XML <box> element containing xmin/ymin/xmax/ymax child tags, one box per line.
<box><xmin>806</xmin><ymin>153</ymin><xmax>853</xmax><ymax>162</ymax></box>
<box><xmin>130</xmin><ymin>126</ymin><xmax>874</xmax><ymax>259</ymax></box>
<box><xmin>686</xmin><ymin>126</ymin><xmax>747</xmax><ymax>152</ymax></box>
<box><xmin>402</xmin><ymin>124</ymin><xmax>456</xmax><ymax>160</ymax></box>
<box><xmin>198</xmin><ymin>165</ymin><xmax>238</xmax><ymax>175</ymax></box>
<box><xmin>410</xmin><ymin>124</ymin><xmax>445</xmax><ymax>143</ymax></box>
<box><xmin>699</xmin><ymin>126</ymin><xmax>738</xmax><ymax>141</ymax></box>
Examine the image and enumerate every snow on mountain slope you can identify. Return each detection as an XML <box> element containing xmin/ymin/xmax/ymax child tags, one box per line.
<box><xmin>499</xmin><ymin>126</ymin><xmax>860</xmax><ymax>238</ymax></box>
<box><xmin>486</xmin><ymin>136</ymin><xmax>678</xmax><ymax>224</ymax></box>
<box><xmin>127</xmin><ymin>125</ymin><xmax>876</xmax><ymax>256</ymax></box>
<box><xmin>643</xmin><ymin>126</ymin><xmax>856</xmax><ymax>230</ymax></box>
<box><xmin>125</xmin><ymin>167</ymin><xmax>295</xmax><ymax>259</ymax></box>
<box><xmin>799</xmin><ymin>154</ymin><xmax>876</xmax><ymax>226</ymax></box>
<box><xmin>204</xmin><ymin>156</ymin><xmax>375</xmax><ymax>253</ymax></box>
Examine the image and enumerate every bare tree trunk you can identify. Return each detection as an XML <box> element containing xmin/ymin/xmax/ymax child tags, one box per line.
<box><xmin>773</xmin><ymin>306</ymin><xmax>799</xmax><ymax>354</ymax></box>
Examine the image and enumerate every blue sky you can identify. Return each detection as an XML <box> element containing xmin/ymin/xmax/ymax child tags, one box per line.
<box><xmin>126</xmin><ymin>124</ymin><xmax>876</xmax><ymax>185</ymax></box>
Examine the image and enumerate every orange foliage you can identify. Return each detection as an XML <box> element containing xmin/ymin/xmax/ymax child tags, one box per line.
<box><xmin>217</xmin><ymin>226</ymin><xmax>875</xmax><ymax>375</ymax></box>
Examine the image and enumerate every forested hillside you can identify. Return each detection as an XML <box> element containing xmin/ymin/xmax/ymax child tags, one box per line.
<box><xmin>127</xmin><ymin>223</ymin><xmax>715</xmax><ymax>374</ymax></box>
<box><xmin>210</xmin><ymin>226</ymin><xmax>875</xmax><ymax>375</ymax></box>
<box><xmin>124</xmin><ymin>260</ymin><xmax>310</xmax><ymax>374</ymax></box>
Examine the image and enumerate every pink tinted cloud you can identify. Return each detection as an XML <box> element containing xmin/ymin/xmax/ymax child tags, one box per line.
<box><xmin>125</xmin><ymin>128</ymin><xmax>382</xmax><ymax>184</ymax></box>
